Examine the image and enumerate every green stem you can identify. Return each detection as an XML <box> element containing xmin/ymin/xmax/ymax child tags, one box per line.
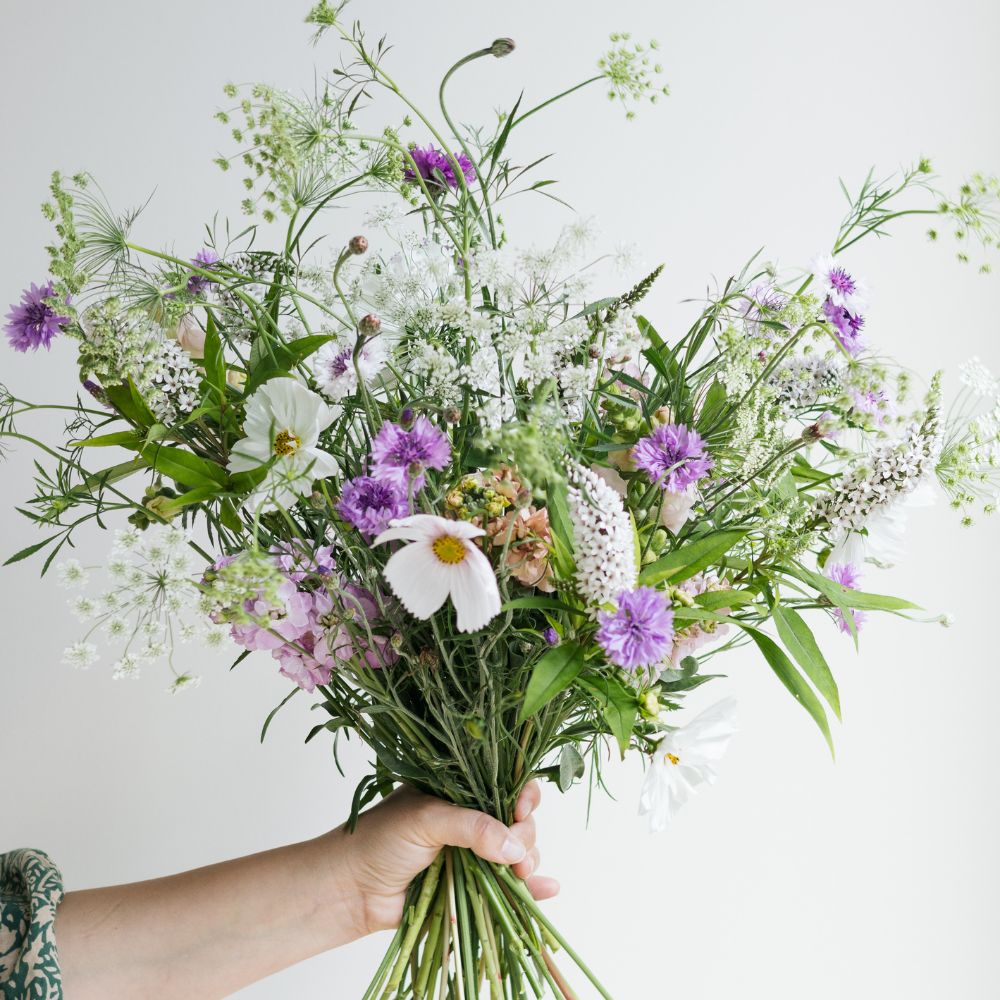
<box><xmin>383</xmin><ymin>855</ymin><xmax>445</xmax><ymax>997</ymax></box>
<box><xmin>497</xmin><ymin>867</ymin><xmax>614</xmax><ymax>1000</ymax></box>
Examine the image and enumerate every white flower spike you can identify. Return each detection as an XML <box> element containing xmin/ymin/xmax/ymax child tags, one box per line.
<box><xmin>374</xmin><ymin>514</ymin><xmax>501</xmax><ymax>633</ymax></box>
<box><xmin>639</xmin><ymin>697</ymin><xmax>738</xmax><ymax>833</ymax></box>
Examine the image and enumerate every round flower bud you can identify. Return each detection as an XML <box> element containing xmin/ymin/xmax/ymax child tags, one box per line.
<box><xmin>490</xmin><ymin>37</ymin><xmax>516</xmax><ymax>58</ymax></box>
<box><xmin>348</xmin><ymin>235</ymin><xmax>369</xmax><ymax>255</ymax></box>
<box><xmin>400</xmin><ymin>406</ymin><xmax>415</xmax><ymax>427</ymax></box>
<box><xmin>358</xmin><ymin>313</ymin><xmax>381</xmax><ymax>337</ymax></box>
<box><xmin>640</xmin><ymin>690</ymin><xmax>661</xmax><ymax>720</ymax></box>
<box><xmin>444</xmin><ymin>407</ymin><xmax>462</xmax><ymax>424</ymax></box>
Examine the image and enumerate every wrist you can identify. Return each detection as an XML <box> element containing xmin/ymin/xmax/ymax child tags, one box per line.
<box><xmin>304</xmin><ymin>827</ymin><xmax>372</xmax><ymax>946</ymax></box>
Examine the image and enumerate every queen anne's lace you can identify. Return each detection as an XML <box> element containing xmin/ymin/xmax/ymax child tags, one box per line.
<box><xmin>566</xmin><ymin>463</ymin><xmax>637</xmax><ymax>608</ymax></box>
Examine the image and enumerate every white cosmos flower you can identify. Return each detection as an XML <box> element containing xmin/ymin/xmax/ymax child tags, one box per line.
<box><xmin>639</xmin><ymin>697</ymin><xmax>738</xmax><ymax>833</ymax></box>
<box><xmin>374</xmin><ymin>514</ymin><xmax>501</xmax><ymax>634</ymax></box>
<box><xmin>227</xmin><ymin>378</ymin><xmax>339</xmax><ymax>509</ymax></box>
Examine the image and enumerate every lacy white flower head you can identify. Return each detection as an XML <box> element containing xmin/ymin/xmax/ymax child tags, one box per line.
<box><xmin>355</xmin><ymin>239</ymin><xmax>459</xmax><ymax>330</ymax></box>
<box><xmin>374</xmin><ymin>514</ymin><xmax>501</xmax><ymax>634</ymax></box>
<box><xmin>58</xmin><ymin>524</ymin><xmax>220</xmax><ymax>689</ymax></box>
<box><xmin>958</xmin><ymin>356</ymin><xmax>999</xmax><ymax>398</ymax></box>
<box><xmin>227</xmin><ymin>377</ymin><xmax>339</xmax><ymax>509</ymax></box>
<box><xmin>639</xmin><ymin>697</ymin><xmax>738</xmax><ymax>832</ymax></box>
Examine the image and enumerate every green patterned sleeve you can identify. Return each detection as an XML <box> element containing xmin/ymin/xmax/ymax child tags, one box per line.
<box><xmin>0</xmin><ymin>850</ymin><xmax>63</xmax><ymax>999</ymax></box>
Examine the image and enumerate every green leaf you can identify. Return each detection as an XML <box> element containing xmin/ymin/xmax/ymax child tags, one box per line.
<box><xmin>792</xmin><ymin>565</ymin><xmax>922</xmax><ymax>612</ymax></box>
<box><xmin>743</xmin><ymin>625</ymin><xmax>835</xmax><ymax>757</ymax></box>
<box><xmin>773</xmin><ymin>606</ymin><xmax>842</xmax><ymax>721</ymax></box>
<box><xmin>140</xmin><ymin>444</ymin><xmax>228</xmax><ymax>490</ymax></box>
<box><xmin>578</xmin><ymin>674</ymin><xmax>638</xmax><ymax>757</ymax></box>
<box><xmin>70</xmin><ymin>430</ymin><xmax>143</xmax><ymax>449</ymax></box>
<box><xmin>104</xmin><ymin>380</ymin><xmax>152</xmax><ymax>428</ymax></box>
<box><xmin>543</xmin><ymin>479</ymin><xmax>576</xmax><ymax>580</ymax></box>
<box><xmin>518</xmin><ymin>641</ymin><xmax>587</xmax><ymax>722</ymax></box>
<box><xmin>640</xmin><ymin>529</ymin><xmax>746</xmax><ymax>586</ymax></box>
<box><xmin>246</xmin><ymin>336</ymin><xmax>333</xmax><ymax>391</ymax></box>
<box><xmin>695</xmin><ymin>589</ymin><xmax>756</xmax><ymax>610</ymax></box>
<box><xmin>260</xmin><ymin>688</ymin><xmax>299</xmax><ymax>743</ymax></box>
<box><xmin>3</xmin><ymin>536</ymin><xmax>59</xmax><ymax>567</ymax></box>
<box><xmin>696</xmin><ymin>379</ymin><xmax>728</xmax><ymax>434</ymax></box>
<box><xmin>558</xmin><ymin>745</ymin><xmax>585</xmax><ymax>792</ymax></box>
<box><xmin>202</xmin><ymin>314</ymin><xmax>228</xmax><ymax>396</ymax></box>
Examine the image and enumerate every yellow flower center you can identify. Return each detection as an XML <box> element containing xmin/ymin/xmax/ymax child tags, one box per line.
<box><xmin>432</xmin><ymin>534</ymin><xmax>468</xmax><ymax>565</ymax></box>
<box><xmin>273</xmin><ymin>429</ymin><xmax>302</xmax><ymax>457</ymax></box>
<box><xmin>665</xmin><ymin>752</ymin><xmax>680</xmax><ymax>766</ymax></box>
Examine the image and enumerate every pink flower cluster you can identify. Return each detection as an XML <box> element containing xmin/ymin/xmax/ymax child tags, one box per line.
<box><xmin>227</xmin><ymin>544</ymin><xmax>397</xmax><ymax>692</ymax></box>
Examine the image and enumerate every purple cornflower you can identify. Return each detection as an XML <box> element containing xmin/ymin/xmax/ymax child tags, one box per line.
<box><xmin>369</xmin><ymin>416</ymin><xmax>451</xmax><ymax>491</ymax></box>
<box><xmin>543</xmin><ymin>626</ymin><xmax>559</xmax><ymax>647</ymax></box>
<box><xmin>822</xmin><ymin>299</ymin><xmax>866</xmax><ymax>357</ymax></box>
<box><xmin>404</xmin><ymin>145</ymin><xmax>476</xmax><ymax>190</ymax></box>
<box><xmin>632</xmin><ymin>423</ymin><xmax>713</xmax><ymax>493</ymax></box>
<box><xmin>596</xmin><ymin>587</ymin><xmax>675</xmax><ymax>670</ymax></box>
<box><xmin>187</xmin><ymin>248</ymin><xmax>221</xmax><ymax>295</ymax></box>
<box><xmin>827</xmin><ymin>562</ymin><xmax>867</xmax><ymax>635</ymax></box>
<box><xmin>338</xmin><ymin>475</ymin><xmax>410</xmax><ymax>538</ymax></box>
<box><xmin>5</xmin><ymin>282</ymin><xmax>70</xmax><ymax>352</ymax></box>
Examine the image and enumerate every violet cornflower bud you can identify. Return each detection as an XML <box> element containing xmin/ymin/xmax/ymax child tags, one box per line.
<box><xmin>348</xmin><ymin>235</ymin><xmax>368</xmax><ymax>255</ymax></box>
<box><xmin>399</xmin><ymin>406</ymin><xmax>415</xmax><ymax>427</ymax></box>
<box><xmin>444</xmin><ymin>407</ymin><xmax>462</xmax><ymax>424</ymax></box>
<box><xmin>543</xmin><ymin>627</ymin><xmax>559</xmax><ymax>646</ymax></box>
<box><xmin>358</xmin><ymin>313</ymin><xmax>381</xmax><ymax>337</ymax></box>
<box><xmin>490</xmin><ymin>37</ymin><xmax>516</xmax><ymax>58</ymax></box>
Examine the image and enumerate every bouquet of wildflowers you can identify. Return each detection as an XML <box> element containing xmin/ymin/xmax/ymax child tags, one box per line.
<box><xmin>4</xmin><ymin>3</ymin><xmax>1000</xmax><ymax>997</ymax></box>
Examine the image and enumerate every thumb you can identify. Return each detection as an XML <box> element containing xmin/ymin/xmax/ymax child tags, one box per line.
<box><xmin>415</xmin><ymin>800</ymin><xmax>527</xmax><ymax>865</ymax></box>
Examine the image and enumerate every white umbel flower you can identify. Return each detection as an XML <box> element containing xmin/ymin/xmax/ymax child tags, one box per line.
<box><xmin>566</xmin><ymin>462</ymin><xmax>637</xmax><ymax>609</ymax></box>
<box><xmin>61</xmin><ymin>641</ymin><xmax>99</xmax><ymax>670</ymax></box>
<box><xmin>374</xmin><ymin>514</ymin><xmax>501</xmax><ymax>633</ymax></box>
<box><xmin>228</xmin><ymin>378</ymin><xmax>339</xmax><ymax>508</ymax></box>
<box><xmin>640</xmin><ymin>697</ymin><xmax>738</xmax><ymax>833</ymax></box>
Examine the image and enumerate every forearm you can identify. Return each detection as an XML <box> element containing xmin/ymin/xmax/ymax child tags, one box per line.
<box><xmin>56</xmin><ymin>828</ymin><xmax>363</xmax><ymax>1000</ymax></box>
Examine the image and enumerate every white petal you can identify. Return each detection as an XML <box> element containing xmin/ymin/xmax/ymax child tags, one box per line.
<box><xmin>449</xmin><ymin>545</ymin><xmax>501</xmax><ymax>633</ymax></box>
<box><xmin>382</xmin><ymin>541</ymin><xmax>452</xmax><ymax>619</ymax></box>
<box><xmin>228</xmin><ymin>436</ymin><xmax>272</xmax><ymax>472</ymax></box>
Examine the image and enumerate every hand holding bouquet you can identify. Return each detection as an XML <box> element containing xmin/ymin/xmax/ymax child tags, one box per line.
<box><xmin>4</xmin><ymin>3</ymin><xmax>1000</xmax><ymax>996</ymax></box>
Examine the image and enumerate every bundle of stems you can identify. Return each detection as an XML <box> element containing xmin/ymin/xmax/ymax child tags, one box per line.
<box><xmin>364</xmin><ymin>849</ymin><xmax>610</xmax><ymax>1000</ymax></box>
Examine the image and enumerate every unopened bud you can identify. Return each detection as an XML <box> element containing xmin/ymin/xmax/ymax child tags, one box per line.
<box><xmin>640</xmin><ymin>690</ymin><xmax>661</xmax><ymax>720</ymax></box>
<box><xmin>348</xmin><ymin>235</ymin><xmax>368</xmax><ymax>255</ymax></box>
<box><xmin>444</xmin><ymin>407</ymin><xmax>462</xmax><ymax>424</ymax></box>
<box><xmin>400</xmin><ymin>406</ymin><xmax>415</xmax><ymax>427</ymax></box>
<box><xmin>358</xmin><ymin>313</ymin><xmax>381</xmax><ymax>337</ymax></box>
<box><xmin>802</xmin><ymin>410</ymin><xmax>838</xmax><ymax>443</ymax></box>
<box><xmin>490</xmin><ymin>37</ymin><xmax>516</xmax><ymax>58</ymax></box>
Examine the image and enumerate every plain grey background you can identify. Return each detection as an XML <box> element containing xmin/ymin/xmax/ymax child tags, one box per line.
<box><xmin>2</xmin><ymin>2</ymin><xmax>999</xmax><ymax>997</ymax></box>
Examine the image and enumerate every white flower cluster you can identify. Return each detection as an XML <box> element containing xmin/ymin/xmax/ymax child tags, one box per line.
<box><xmin>58</xmin><ymin>525</ymin><xmax>224</xmax><ymax>691</ymax></box>
<box><xmin>148</xmin><ymin>340</ymin><xmax>201</xmax><ymax>422</ymax></box>
<box><xmin>566</xmin><ymin>462</ymin><xmax>637</xmax><ymax>608</ymax></box>
<box><xmin>814</xmin><ymin>423</ymin><xmax>941</xmax><ymax>532</ymax></box>
<box><xmin>769</xmin><ymin>354</ymin><xmax>846</xmax><ymax>413</ymax></box>
<box><xmin>77</xmin><ymin>300</ymin><xmax>163</xmax><ymax>390</ymax></box>
<box><xmin>959</xmin><ymin>356</ymin><xmax>999</xmax><ymax>398</ymax></box>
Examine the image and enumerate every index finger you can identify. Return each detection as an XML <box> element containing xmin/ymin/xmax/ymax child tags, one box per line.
<box><xmin>513</xmin><ymin>780</ymin><xmax>541</xmax><ymax>823</ymax></box>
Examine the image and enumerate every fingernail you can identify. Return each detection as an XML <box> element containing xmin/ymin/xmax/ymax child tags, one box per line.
<box><xmin>501</xmin><ymin>837</ymin><xmax>526</xmax><ymax>863</ymax></box>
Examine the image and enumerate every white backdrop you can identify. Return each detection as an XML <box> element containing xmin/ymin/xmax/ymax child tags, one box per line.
<box><xmin>2</xmin><ymin>2</ymin><xmax>999</xmax><ymax>997</ymax></box>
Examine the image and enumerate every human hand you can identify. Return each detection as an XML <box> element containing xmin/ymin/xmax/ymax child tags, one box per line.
<box><xmin>338</xmin><ymin>781</ymin><xmax>558</xmax><ymax>935</ymax></box>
